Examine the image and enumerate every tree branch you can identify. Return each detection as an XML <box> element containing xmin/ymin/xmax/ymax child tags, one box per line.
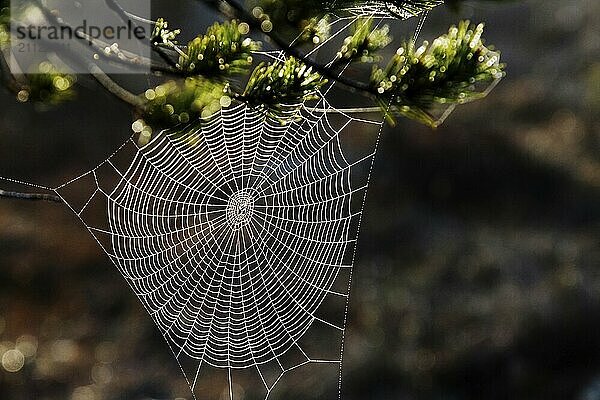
<box><xmin>105</xmin><ymin>0</ymin><xmax>180</xmax><ymax>70</ymax></box>
<box><xmin>0</xmin><ymin>49</ymin><xmax>22</xmax><ymax>94</ymax></box>
<box><xmin>0</xmin><ymin>189</ymin><xmax>62</xmax><ymax>203</ymax></box>
<box><xmin>203</xmin><ymin>0</ymin><xmax>379</xmax><ymax>99</ymax></box>
<box><xmin>33</xmin><ymin>0</ymin><xmax>180</xmax><ymax>75</ymax></box>
<box><xmin>3</xmin><ymin>23</ymin><xmax>146</xmax><ymax>110</ymax></box>
<box><xmin>88</xmin><ymin>63</ymin><xmax>146</xmax><ymax>109</ymax></box>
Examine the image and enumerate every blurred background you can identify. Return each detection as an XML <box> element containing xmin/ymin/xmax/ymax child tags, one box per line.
<box><xmin>0</xmin><ymin>0</ymin><xmax>599</xmax><ymax>399</ymax></box>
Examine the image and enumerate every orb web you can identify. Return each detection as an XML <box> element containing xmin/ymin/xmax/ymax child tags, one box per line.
<box><xmin>226</xmin><ymin>189</ymin><xmax>255</xmax><ymax>230</ymax></box>
<box><xmin>0</xmin><ymin>7</ymin><xmax>439</xmax><ymax>400</ymax></box>
<box><xmin>107</xmin><ymin>101</ymin><xmax>356</xmax><ymax>369</ymax></box>
<box><xmin>46</xmin><ymin>98</ymin><xmax>383</xmax><ymax>399</ymax></box>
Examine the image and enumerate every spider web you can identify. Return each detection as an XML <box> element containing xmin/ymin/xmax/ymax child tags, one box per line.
<box><xmin>0</xmin><ymin>6</ymin><xmax>435</xmax><ymax>400</ymax></box>
<box><xmin>341</xmin><ymin>0</ymin><xmax>443</xmax><ymax>19</ymax></box>
<box><xmin>50</xmin><ymin>98</ymin><xmax>383</xmax><ymax>400</ymax></box>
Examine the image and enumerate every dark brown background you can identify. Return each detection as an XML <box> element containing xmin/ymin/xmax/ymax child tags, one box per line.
<box><xmin>1</xmin><ymin>0</ymin><xmax>599</xmax><ymax>398</ymax></box>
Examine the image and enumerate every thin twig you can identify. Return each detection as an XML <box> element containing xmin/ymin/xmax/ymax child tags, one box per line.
<box><xmin>32</xmin><ymin>0</ymin><xmax>179</xmax><ymax>74</ymax></box>
<box><xmin>105</xmin><ymin>0</ymin><xmax>180</xmax><ymax>69</ymax></box>
<box><xmin>4</xmin><ymin>23</ymin><xmax>145</xmax><ymax>110</ymax></box>
<box><xmin>204</xmin><ymin>0</ymin><xmax>379</xmax><ymax>99</ymax></box>
<box><xmin>0</xmin><ymin>189</ymin><xmax>62</xmax><ymax>203</ymax></box>
<box><xmin>0</xmin><ymin>50</ymin><xmax>22</xmax><ymax>93</ymax></box>
<box><xmin>88</xmin><ymin>63</ymin><xmax>146</xmax><ymax>109</ymax></box>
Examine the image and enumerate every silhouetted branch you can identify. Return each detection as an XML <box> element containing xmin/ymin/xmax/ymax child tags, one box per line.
<box><xmin>0</xmin><ymin>189</ymin><xmax>62</xmax><ymax>203</ymax></box>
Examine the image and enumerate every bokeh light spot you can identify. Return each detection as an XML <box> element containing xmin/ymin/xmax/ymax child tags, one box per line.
<box><xmin>2</xmin><ymin>349</ymin><xmax>25</xmax><ymax>373</ymax></box>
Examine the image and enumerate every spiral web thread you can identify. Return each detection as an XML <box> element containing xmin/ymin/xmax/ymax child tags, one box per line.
<box><xmin>0</xmin><ymin>6</ymin><xmax>434</xmax><ymax>400</ymax></box>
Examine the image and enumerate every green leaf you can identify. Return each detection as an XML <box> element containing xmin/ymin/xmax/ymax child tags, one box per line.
<box><xmin>177</xmin><ymin>20</ymin><xmax>261</xmax><ymax>77</ymax></box>
<box><xmin>372</xmin><ymin>20</ymin><xmax>505</xmax><ymax>127</ymax></box>
<box><xmin>151</xmin><ymin>17</ymin><xmax>181</xmax><ymax>48</ymax></box>
<box><xmin>335</xmin><ymin>17</ymin><xmax>392</xmax><ymax>65</ymax></box>
<box><xmin>0</xmin><ymin>1</ymin><xmax>9</xmax><ymax>50</ymax></box>
<box><xmin>243</xmin><ymin>56</ymin><xmax>327</xmax><ymax>116</ymax></box>
<box><xmin>142</xmin><ymin>77</ymin><xmax>232</xmax><ymax>128</ymax></box>
<box><xmin>21</xmin><ymin>62</ymin><xmax>77</xmax><ymax>105</ymax></box>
